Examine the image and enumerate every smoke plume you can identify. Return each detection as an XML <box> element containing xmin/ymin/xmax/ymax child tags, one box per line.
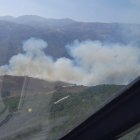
<box><xmin>0</xmin><ymin>38</ymin><xmax>140</xmax><ymax>86</ymax></box>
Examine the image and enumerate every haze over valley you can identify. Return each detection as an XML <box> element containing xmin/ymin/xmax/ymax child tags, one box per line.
<box><xmin>0</xmin><ymin>15</ymin><xmax>140</xmax><ymax>86</ymax></box>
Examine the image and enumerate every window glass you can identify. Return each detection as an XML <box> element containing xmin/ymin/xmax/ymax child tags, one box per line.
<box><xmin>0</xmin><ymin>0</ymin><xmax>140</xmax><ymax>140</ymax></box>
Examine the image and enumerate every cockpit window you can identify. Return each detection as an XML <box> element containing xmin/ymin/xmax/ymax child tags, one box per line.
<box><xmin>0</xmin><ymin>0</ymin><xmax>140</xmax><ymax>140</ymax></box>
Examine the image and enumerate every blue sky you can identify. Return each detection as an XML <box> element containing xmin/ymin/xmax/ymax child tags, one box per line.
<box><xmin>0</xmin><ymin>0</ymin><xmax>140</xmax><ymax>23</ymax></box>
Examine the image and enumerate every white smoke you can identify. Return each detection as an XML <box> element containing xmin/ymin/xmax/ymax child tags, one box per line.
<box><xmin>0</xmin><ymin>38</ymin><xmax>140</xmax><ymax>86</ymax></box>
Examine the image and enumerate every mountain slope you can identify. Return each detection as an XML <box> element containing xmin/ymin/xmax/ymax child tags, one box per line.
<box><xmin>0</xmin><ymin>15</ymin><xmax>140</xmax><ymax>65</ymax></box>
<box><xmin>0</xmin><ymin>75</ymin><xmax>124</xmax><ymax>140</ymax></box>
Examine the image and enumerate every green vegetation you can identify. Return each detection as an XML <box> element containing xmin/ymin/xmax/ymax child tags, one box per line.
<box><xmin>2</xmin><ymin>96</ymin><xmax>20</xmax><ymax>112</ymax></box>
<box><xmin>1</xmin><ymin>90</ymin><xmax>20</xmax><ymax>112</ymax></box>
<box><xmin>50</xmin><ymin>85</ymin><xmax>124</xmax><ymax>118</ymax></box>
<box><xmin>48</xmin><ymin>85</ymin><xmax>124</xmax><ymax>140</ymax></box>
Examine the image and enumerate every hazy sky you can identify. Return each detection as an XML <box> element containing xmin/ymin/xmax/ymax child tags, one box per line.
<box><xmin>0</xmin><ymin>0</ymin><xmax>140</xmax><ymax>23</ymax></box>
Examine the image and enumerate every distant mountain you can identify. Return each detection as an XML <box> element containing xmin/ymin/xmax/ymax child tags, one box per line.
<box><xmin>0</xmin><ymin>15</ymin><xmax>140</xmax><ymax>65</ymax></box>
<box><xmin>0</xmin><ymin>15</ymin><xmax>75</xmax><ymax>28</ymax></box>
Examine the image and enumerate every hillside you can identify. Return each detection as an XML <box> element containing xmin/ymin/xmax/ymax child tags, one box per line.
<box><xmin>0</xmin><ymin>75</ymin><xmax>124</xmax><ymax>140</ymax></box>
<box><xmin>0</xmin><ymin>15</ymin><xmax>140</xmax><ymax>65</ymax></box>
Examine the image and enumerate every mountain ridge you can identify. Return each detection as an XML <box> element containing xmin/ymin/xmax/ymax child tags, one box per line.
<box><xmin>0</xmin><ymin>15</ymin><xmax>140</xmax><ymax>66</ymax></box>
<box><xmin>1</xmin><ymin>15</ymin><xmax>140</xmax><ymax>25</ymax></box>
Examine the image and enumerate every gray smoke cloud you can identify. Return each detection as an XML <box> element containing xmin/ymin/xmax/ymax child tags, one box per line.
<box><xmin>0</xmin><ymin>38</ymin><xmax>140</xmax><ymax>86</ymax></box>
